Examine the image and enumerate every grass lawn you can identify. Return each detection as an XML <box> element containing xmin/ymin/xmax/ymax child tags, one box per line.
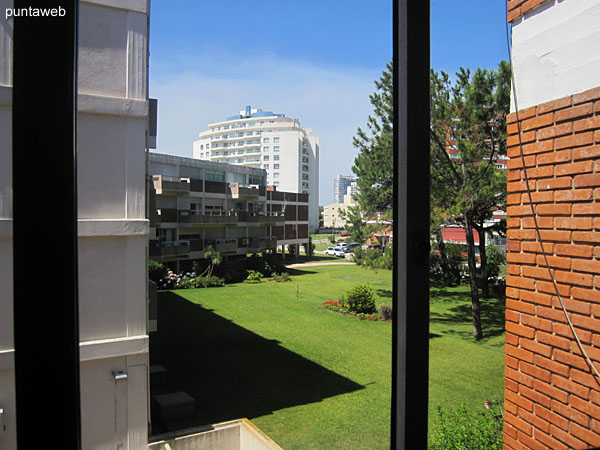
<box><xmin>150</xmin><ymin>263</ymin><xmax>505</xmax><ymax>449</ymax></box>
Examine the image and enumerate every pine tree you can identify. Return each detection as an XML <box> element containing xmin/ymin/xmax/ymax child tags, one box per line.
<box><xmin>343</xmin><ymin>62</ymin><xmax>393</xmax><ymax>243</ymax></box>
<box><xmin>430</xmin><ymin>61</ymin><xmax>510</xmax><ymax>340</ymax></box>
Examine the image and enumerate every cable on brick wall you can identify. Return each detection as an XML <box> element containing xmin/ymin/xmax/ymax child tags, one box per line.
<box><xmin>504</xmin><ymin>1</ymin><xmax>600</xmax><ymax>381</ymax></box>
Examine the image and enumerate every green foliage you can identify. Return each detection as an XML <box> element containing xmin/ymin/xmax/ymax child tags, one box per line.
<box><xmin>271</xmin><ymin>272</ymin><xmax>291</xmax><ymax>282</ymax></box>
<box><xmin>353</xmin><ymin>246</ymin><xmax>393</xmax><ymax>271</ymax></box>
<box><xmin>148</xmin><ymin>259</ymin><xmax>168</xmax><ymax>284</ymax></box>
<box><xmin>485</xmin><ymin>245</ymin><xmax>505</xmax><ymax>279</ymax></box>
<box><xmin>343</xmin><ymin>284</ymin><xmax>376</xmax><ymax>314</ymax></box>
<box><xmin>245</xmin><ymin>270</ymin><xmax>264</xmax><ymax>283</ymax></box>
<box><xmin>428</xmin><ymin>400</ymin><xmax>503</xmax><ymax>450</ymax></box>
<box><xmin>352</xmin><ymin>61</ymin><xmax>393</xmax><ymax>215</ymax></box>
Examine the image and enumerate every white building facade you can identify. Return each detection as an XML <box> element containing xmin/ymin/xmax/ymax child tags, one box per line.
<box><xmin>193</xmin><ymin>106</ymin><xmax>319</xmax><ymax>231</ymax></box>
<box><xmin>0</xmin><ymin>1</ymin><xmax>150</xmax><ymax>449</ymax></box>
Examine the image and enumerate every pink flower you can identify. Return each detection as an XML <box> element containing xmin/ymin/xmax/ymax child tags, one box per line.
<box><xmin>484</xmin><ymin>402</ymin><xmax>490</xmax><ymax>410</ymax></box>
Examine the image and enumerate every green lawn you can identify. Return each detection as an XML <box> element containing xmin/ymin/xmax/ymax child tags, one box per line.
<box><xmin>150</xmin><ymin>264</ymin><xmax>505</xmax><ymax>449</ymax></box>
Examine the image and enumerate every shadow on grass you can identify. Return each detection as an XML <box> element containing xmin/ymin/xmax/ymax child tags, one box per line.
<box><xmin>150</xmin><ymin>292</ymin><xmax>364</xmax><ymax>435</ymax></box>
<box><xmin>429</xmin><ymin>295</ymin><xmax>506</xmax><ymax>339</ymax></box>
<box><xmin>376</xmin><ymin>289</ymin><xmax>393</xmax><ymax>298</ymax></box>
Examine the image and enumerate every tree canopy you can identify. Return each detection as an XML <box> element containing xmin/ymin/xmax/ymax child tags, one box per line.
<box><xmin>430</xmin><ymin>61</ymin><xmax>510</xmax><ymax>340</ymax></box>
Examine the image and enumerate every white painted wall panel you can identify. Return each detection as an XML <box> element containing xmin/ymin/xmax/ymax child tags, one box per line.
<box><xmin>0</xmin><ymin>0</ymin><xmax>12</xmax><ymax>87</ymax></box>
<box><xmin>0</xmin><ymin>105</ymin><xmax>10</xmax><ymax>219</ymax></box>
<box><xmin>78</xmin><ymin>3</ymin><xmax>128</xmax><ymax>98</ymax></box>
<box><xmin>0</xmin><ymin>369</ymin><xmax>16</xmax><ymax>450</ymax></box>
<box><xmin>511</xmin><ymin>0</ymin><xmax>600</xmax><ymax>111</ymax></box>
<box><xmin>78</xmin><ymin>114</ymin><xmax>127</xmax><ymax>219</ymax></box>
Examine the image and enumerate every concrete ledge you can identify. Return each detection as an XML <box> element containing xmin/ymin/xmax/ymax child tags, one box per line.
<box><xmin>79</xmin><ymin>335</ymin><xmax>148</xmax><ymax>362</ymax></box>
<box><xmin>77</xmin><ymin>94</ymin><xmax>148</xmax><ymax>118</ymax></box>
<box><xmin>0</xmin><ymin>219</ymin><xmax>12</xmax><ymax>239</ymax></box>
<box><xmin>149</xmin><ymin>418</ymin><xmax>283</xmax><ymax>450</ymax></box>
<box><xmin>0</xmin><ymin>85</ymin><xmax>11</xmax><ymax>106</ymax></box>
<box><xmin>82</xmin><ymin>0</ymin><xmax>149</xmax><ymax>14</ymax></box>
<box><xmin>78</xmin><ymin>219</ymin><xmax>149</xmax><ymax>237</ymax></box>
<box><xmin>0</xmin><ymin>349</ymin><xmax>14</xmax><ymax>371</ymax></box>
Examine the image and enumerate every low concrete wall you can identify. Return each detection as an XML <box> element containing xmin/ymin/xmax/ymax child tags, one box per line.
<box><xmin>148</xmin><ymin>418</ymin><xmax>282</xmax><ymax>450</ymax></box>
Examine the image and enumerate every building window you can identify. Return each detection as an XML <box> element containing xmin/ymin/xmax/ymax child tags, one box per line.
<box><xmin>274</xmin><ymin>155</ymin><xmax>279</xmax><ymax>161</ymax></box>
<box><xmin>303</xmin><ymin>165</ymin><xmax>309</xmax><ymax>171</ymax></box>
<box><xmin>263</xmin><ymin>146</ymin><xmax>269</xmax><ymax>151</ymax></box>
<box><xmin>274</xmin><ymin>164</ymin><xmax>279</xmax><ymax>169</ymax></box>
<box><xmin>273</xmin><ymin>137</ymin><xmax>280</xmax><ymax>142</ymax></box>
<box><xmin>205</xmin><ymin>170</ymin><xmax>225</xmax><ymax>182</ymax></box>
<box><xmin>273</xmin><ymin>146</ymin><xmax>280</xmax><ymax>152</ymax></box>
<box><xmin>273</xmin><ymin>173</ymin><xmax>279</xmax><ymax>178</ymax></box>
<box><xmin>263</xmin><ymin>156</ymin><xmax>269</xmax><ymax>161</ymax></box>
<box><xmin>273</xmin><ymin>181</ymin><xmax>279</xmax><ymax>186</ymax></box>
<box><xmin>263</xmin><ymin>137</ymin><xmax>269</xmax><ymax>143</ymax></box>
<box><xmin>263</xmin><ymin>164</ymin><xmax>269</xmax><ymax>169</ymax></box>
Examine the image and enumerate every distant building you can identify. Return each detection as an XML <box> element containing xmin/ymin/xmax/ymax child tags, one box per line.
<box><xmin>322</xmin><ymin>193</ymin><xmax>356</xmax><ymax>229</ymax></box>
<box><xmin>333</xmin><ymin>175</ymin><xmax>355</xmax><ymax>204</ymax></box>
<box><xmin>192</xmin><ymin>106</ymin><xmax>319</xmax><ymax>231</ymax></box>
<box><xmin>148</xmin><ymin>152</ymin><xmax>310</xmax><ymax>271</ymax></box>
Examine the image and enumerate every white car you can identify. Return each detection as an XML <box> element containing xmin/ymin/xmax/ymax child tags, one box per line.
<box><xmin>333</xmin><ymin>247</ymin><xmax>346</xmax><ymax>258</ymax></box>
<box><xmin>325</xmin><ymin>247</ymin><xmax>336</xmax><ymax>256</ymax></box>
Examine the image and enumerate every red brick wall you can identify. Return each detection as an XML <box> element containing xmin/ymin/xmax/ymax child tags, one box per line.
<box><xmin>507</xmin><ymin>0</ymin><xmax>553</xmax><ymax>22</ymax></box>
<box><xmin>505</xmin><ymin>86</ymin><xmax>600</xmax><ymax>449</ymax></box>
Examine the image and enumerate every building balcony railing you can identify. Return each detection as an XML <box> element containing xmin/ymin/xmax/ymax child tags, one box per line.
<box><xmin>235</xmin><ymin>211</ymin><xmax>285</xmax><ymax>224</ymax></box>
<box><xmin>149</xmin><ymin>241</ymin><xmax>190</xmax><ymax>258</ymax></box>
<box><xmin>178</xmin><ymin>210</ymin><xmax>238</xmax><ymax>225</ymax></box>
<box><xmin>152</xmin><ymin>174</ymin><xmax>190</xmax><ymax>194</ymax></box>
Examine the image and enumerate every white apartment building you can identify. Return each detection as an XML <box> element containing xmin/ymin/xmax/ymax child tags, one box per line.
<box><xmin>1</xmin><ymin>2</ymin><xmax>150</xmax><ymax>449</ymax></box>
<box><xmin>193</xmin><ymin>106</ymin><xmax>319</xmax><ymax>231</ymax></box>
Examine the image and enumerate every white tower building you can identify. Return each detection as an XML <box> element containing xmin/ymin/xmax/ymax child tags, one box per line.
<box><xmin>193</xmin><ymin>106</ymin><xmax>319</xmax><ymax>231</ymax></box>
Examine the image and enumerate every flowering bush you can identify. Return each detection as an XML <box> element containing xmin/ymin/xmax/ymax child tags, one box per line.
<box><xmin>158</xmin><ymin>269</ymin><xmax>224</xmax><ymax>289</ymax></box>
<box><xmin>428</xmin><ymin>399</ymin><xmax>503</xmax><ymax>450</ymax></box>
<box><xmin>320</xmin><ymin>299</ymin><xmax>381</xmax><ymax>321</ymax></box>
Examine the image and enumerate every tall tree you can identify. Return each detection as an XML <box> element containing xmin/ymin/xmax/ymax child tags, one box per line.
<box><xmin>352</xmin><ymin>61</ymin><xmax>394</xmax><ymax>215</ymax></box>
<box><xmin>430</xmin><ymin>61</ymin><xmax>510</xmax><ymax>340</ymax></box>
<box><xmin>343</xmin><ymin>61</ymin><xmax>393</xmax><ymax>244</ymax></box>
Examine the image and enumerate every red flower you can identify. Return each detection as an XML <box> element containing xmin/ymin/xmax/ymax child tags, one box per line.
<box><xmin>326</xmin><ymin>301</ymin><xmax>339</xmax><ymax>305</ymax></box>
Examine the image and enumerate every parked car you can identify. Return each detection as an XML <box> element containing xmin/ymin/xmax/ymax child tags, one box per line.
<box><xmin>346</xmin><ymin>243</ymin><xmax>361</xmax><ymax>251</ymax></box>
<box><xmin>367</xmin><ymin>244</ymin><xmax>382</xmax><ymax>250</ymax></box>
<box><xmin>325</xmin><ymin>247</ymin><xmax>336</xmax><ymax>256</ymax></box>
<box><xmin>340</xmin><ymin>231</ymin><xmax>348</xmax><ymax>236</ymax></box>
<box><xmin>333</xmin><ymin>247</ymin><xmax>346</xmax><ymax>258</ymax></box>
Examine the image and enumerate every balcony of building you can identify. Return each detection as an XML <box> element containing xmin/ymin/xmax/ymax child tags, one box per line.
<box><xmin>153</xmin><ymin>174</ymin><xmax>191</xmax><ymax>195</ymax></box>
<box><xmin>178</xmin><ymin>210</ymin><xmax>238</xmax><ymax>225</ymax></box>
<box><xmin>228</xmin><ymin>182</ymin><xmax>266</xmax><ymax>199</ymax></box>
<box><xmin>235</xmin><ymin>211</ymin><xmax>285</xmax><ymax>224</ymax></box>
<box><xmin>149</xmin><ymin>241</ymin><xmax>190</xmax><ymax>258</ymax></box>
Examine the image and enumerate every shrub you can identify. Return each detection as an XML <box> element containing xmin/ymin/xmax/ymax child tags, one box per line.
<box><xmin>352</xmin><ymin>246</ymin><xmax>392</xmax><ymax>271</ymax></box>
<box><xmin>485</xmin><ymin>245</ymin><xmax>505</xmax><ymax>279</ymax></box>
<box><xmin>378</xmin><ymin>303</ymin><xmax>393</xmax><ymax>321</ymax></box>
<box><xmin>194</xmin><ymin>275</ymin><xmax>225</xmax><ymax>288</ymax></box>
<box><xmin>271</xmin><ymin>271</ymin><xmax>290</xmax><ymax>282</ymax></box>
<box><xmin>246</xmin><ymin>270</ymin><xmax>264</xmax><ymax>283</ymax></box>
<box><xmin>344</xmin><ymin>284</ymin><xmax>376</xmax><ymax>314</ymax></box>
<box><xmin>148</xmin><ymin>259</ymin><xmax>168</xmax><ymax>284</ymax></box>
<box><xmin>428</xmin><ymin>400</ymin><xmax>503</xmax><ymax>450</ymax></box>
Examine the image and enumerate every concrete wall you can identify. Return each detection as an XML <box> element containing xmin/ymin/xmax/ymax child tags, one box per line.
<box><xmin>505</xmin><ymin>1</ymin><xmax>600</xmax><ymax>448</ymax></box>
<box><xmin>0</xmin><ymin>0</ymin><xmax>150</xmax><ymax>449</ymax></box>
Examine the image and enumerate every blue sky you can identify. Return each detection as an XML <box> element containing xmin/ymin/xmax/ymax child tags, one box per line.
<box><xmin>149</xmin><ymin>0</ymin><xmax>508</xmax><ymax>205</ymax></box>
